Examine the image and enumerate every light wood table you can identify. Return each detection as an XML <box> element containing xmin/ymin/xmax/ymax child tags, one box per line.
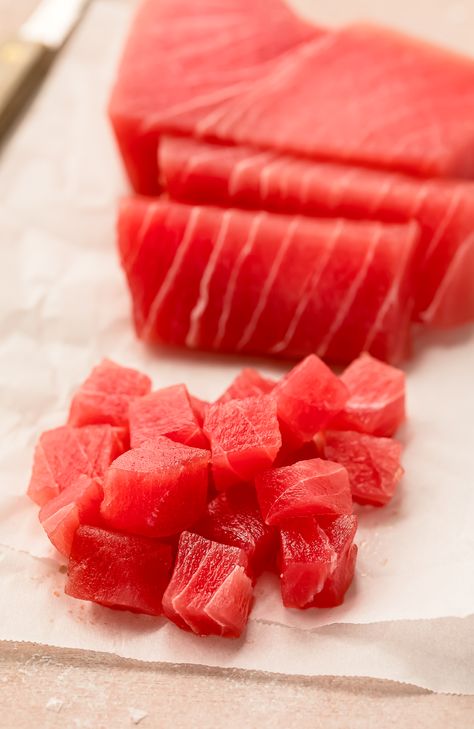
<box><xmin>0</xmin><ymin>1</ymin><xmax>472</xmax><ymax>727</ymax></box>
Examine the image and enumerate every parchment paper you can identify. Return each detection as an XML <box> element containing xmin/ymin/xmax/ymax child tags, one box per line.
<box><xmin>0</xmin><ymin>0</ymin><xmax>473</xmax><ymax>693</ymax></box>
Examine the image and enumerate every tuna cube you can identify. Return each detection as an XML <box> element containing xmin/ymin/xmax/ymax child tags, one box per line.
<box><xmin>333</xmin><ymin>353</ymin><xmax>405</xmax><ymax>436</ymax></box>
<box><xmin>39</xmin><ymin>475</ymin><xmax>103</xmax><ymax>556</ymax></box>
<box><xmin>101</xmin><ymin>436</ymin><xmax>210</xmax><ymax>537</ymax></box>
<box><xmin>162</xmin><ymin>532</ymin><xmax>253</xmax><ymax>637</ymax></box>
<box><xmin>255</xmin><ymin>458</ymin><xmax>352</xmax><ymax>526</ymax></box>
<box><xmin>217</xmin><ymin>368</ymin><xmax>276</xmax><ymax>403</ymax></box>
<box><xmin>65</xmin><ymin>525</ymin><xmax>172</xmax><ymax>615</ymax></box>
<box><xmin>273</xmin><ymin>355</ymin><xmax>348</xmax><ymax>444</ymax></box>
<box><xmin>320</xmin><ymin>430</ymin><xmax>404</xmax><ymax>506</ymax></box>
<box><xmin>27</xmin><ymin>424</ymin><xmax>126</xmax><ymax>506</ymax></box>
<box><xmin>129</xmin><ymin>384</ymin><xmax>208</xmax><ymax>449</ymax></box>
<box><xmin>203</xmin><ymin>395</ymin><xmax>282</xmax><ymax>490</ymax></box>
<box><xmin>68</xmin><ymin>358</ymin><xmax>151</xmax><ymax>428</ymax></box>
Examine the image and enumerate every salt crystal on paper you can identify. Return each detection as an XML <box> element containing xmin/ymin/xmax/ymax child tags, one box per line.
<box><xmin>128</xmin><ymin>708</ymin><xmax>148</xmax><ymax>725</ymax></box>
<box><xmin>46</xmin><ymin>697</ymin><xmax>63</xmax><ymax>713</ymax></box>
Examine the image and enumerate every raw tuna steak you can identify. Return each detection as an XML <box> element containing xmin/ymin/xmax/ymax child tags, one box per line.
<box><xmin>203</xmin><ymin>395</ymin><xmax>281</xmax><ymax>490</ymax></box>
<box><xmin>160</xmin><ymin>136</ymin><xmax>474</xmax><ymax>327</ymax></box>
<box><xmin>39</xmin><ymin>475</ymin><xmax>103</xmax><ymax>557</ymax></box>
<box><xmin>310</xmin><ymin>516</ymin><xmax>358</xmax><ymax>608</ymax></box>
<box><xmin>129</xmin><ymin>384</ymin><xmax>208</xmax><ymax>449</ymax></box>
<box><xmin>101</xmin><ymin>436</ymin><xmax>210</xmax><ymax>537</ymax></box>
<box><xmin>255</xmin><ymin>458</ymin><xmax>353</xmax><ymax>526</ymax></box>
<box><xmin>109</xmin><ymin>0</ymin><xmax>318</xmax><ymax>193</ymax></box>
<box><xmin>65</xmin><ymin>525</ymin><xmax>172</xmax><ymax>615</ymax></box>
<box><xmin>273</xmin><ymin>355</ymin><xmax>348</xmax><ymax>445</ymax></box>
<box><xmin>68</xmin><ymin>359</ymin><xmax>151</xmax><ymax>428</ymax></box>
<box><xmin>118</xmin><ymin>198</ymin><xmax>419</xmax><ymax>364</ymax></box>
<box><xmin>196</xmin><ymin>24</ymin><xmax>474</xmax><ymax>179</ymax></box>
<box><xmin>278</xmin><ymin>517</ymin><xmax>337</xmax><ymax>608</ymax></box>
<box><xmin>28</xmin><ymin>424</ymin><xmax>126</xmax><ymax>506</ymax></box>
<box><xmin>320</xmin><ymin>431</ymin><xmax>404</xmax><ymax>506</ymax></box>
<box><xmin>333</xmin><ymin>353</ymin><xmax>405</xmax><ymax>437</ymax></box>
<box><xmin>195</xmin><ymin>483</ymin><xmax>276</xmax><ymax>579</ymax></box>
<box><xmin>162</xmin><ymin>531</ymin><xmax>253</xmax><ymax>637</ymax></box>
<box><xmin>217</xmin><ymin>367</ymin><xmax>276</xmax><ymax>403</ymax></box>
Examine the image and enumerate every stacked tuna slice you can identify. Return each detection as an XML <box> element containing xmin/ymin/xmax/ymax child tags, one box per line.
<box><xmin>110</xmin><ymin>0</ymin><xmax>474</xmax><ymax>364</ymax></box>
<box><xmin>28</xmin><ymin>355</ymin><xmax>405</xmax><ymax>638</ymax></box>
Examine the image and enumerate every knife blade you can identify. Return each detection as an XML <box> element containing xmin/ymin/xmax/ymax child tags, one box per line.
<box><xmin>0</xmin><ymin>0</ymin><xmax>90</xmax><ymax>142</ymax></box>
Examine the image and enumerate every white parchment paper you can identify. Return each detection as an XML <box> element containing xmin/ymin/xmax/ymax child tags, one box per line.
<box><xmin>0</xmin><ymin>0</ymin><xmax>473</xmax><ymax>692</ymax></box>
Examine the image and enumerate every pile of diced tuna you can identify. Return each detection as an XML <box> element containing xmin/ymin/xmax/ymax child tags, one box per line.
<box><xmin>28</xmin><ymin>353</ymin><xmax>405</xmax><ymax>638</ymax></box>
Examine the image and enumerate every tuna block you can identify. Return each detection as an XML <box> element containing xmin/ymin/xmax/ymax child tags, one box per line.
<box><xmin>333</xmin><ymin>353</ymin><xmax>405</xmax><ymax>436</ymax></box>
<box><xmin>68</xmin><ymin>358</ymin><xmax>151</xmax><ymax>428</ymax></box>
<box><xmin>129</xmin><ymin>384</ymin><xmax>208</xmax><ymax>449</ymax></box>
<box><xmin>27</xmin><ymin>424</ymin><xmax>127</xmax><ymax>506</ymax></box>
<box><xmin>321</xmin><ymin>431</ymin><xmax>404</xmax><ymax>506</ymax></box>
<box><xmin>273</xmin><ymin>355</ymin><xmax>348</xmax><ymax>445</ymax></box>
<box><xmin>162</xmin><ymin>531</ymin><xmax>253</xmax><ymax>637</ymax></box>
<box><xmin>255</xmin><ymin>458</ymin><xmax>352</xmax><ymax>526</ymax></box>
<box><xmin>203</xmin><ymin>395</ymin><xmax>282</xmax><ymax>490</ymax></box>
<box><xmin>279</xmin><ymin>515</ymin><xmax>358</xmax><ymax>609</ymax></box>
<box><xmin>65</xmin><ymin>525</ymin><xmax>172</xmax><ymax>615</ymax></box>
<box><xmin>195</xmin><ymin>483</ymin><xmax>276</xmax><ymax>579</ymax></box>
<box><xmin>101</xmin><ymin>436</ymin><xmax>210</xmax><ymax>537</ymax></box>
<box><xmin>39</xmin><ymin>475</ymin><xmax>103</xmax><ymax>557</ymax></box>
<box><xmin>217</xmin><ymin>368</ymin><xmax>276</xmax><ymax>403</ymax></box>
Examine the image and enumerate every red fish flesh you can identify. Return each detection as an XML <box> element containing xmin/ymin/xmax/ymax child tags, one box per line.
<box><xmin>118</xmin><ymin>198</ymin><xmax>420</xmax><ymax>364</ymax></box>
<box><xmin>160</xmin><ymin>136</ymin><xmax>474</xmax><ymax>327</ymax></box>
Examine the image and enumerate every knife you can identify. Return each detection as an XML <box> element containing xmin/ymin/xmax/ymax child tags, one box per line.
<box><xmin>0</xmin><ymin>0</ymin><xmax>90</xmax><ymax>142</ymax></box>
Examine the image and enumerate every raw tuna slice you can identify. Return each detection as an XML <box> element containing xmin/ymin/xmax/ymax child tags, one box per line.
<box><xmin>217</xmin><ymin>368</ymin><xmax>276</xmax><ymax>403</ymax></box>
<box><xmin>65</xmin><ymin>525</ymin><xmax>172</xmax><ymax>615</ymax></box>
<box><xmin>320</xmin><ymin>431</ymin><xmax>404</xmax><ymax>506</ymax></box>
<box><xmin>101</xmin><ymin>436</ymin><xmax>210</xmax><ymax>537</ymax></box>
<box><xmin>162</xmin><ymin>531</ymin><xmax>253</xmax><ymax>637</ymax></box>
<box><xmin>332</xmin><ymin>353</ymin><xmax>406</xmax><ymax>437</ymax></box>
<box><xmin>197</xmin><ymin>24</ymin><xmax>474</xmax><ymax>180</ymax></box>
<box><xmin>203</xmin><ymin>395</ymin><xmax>282</xmax><ymax>490</ymax></box>
<box><xmin>255</xmin><ymin>458</ymin><xmax>353</xmax><ymax>526</ymax></box>
<box><xmin>310</xmin><ymin>516</ymin><xmax>358</xmax><ymax>608</ymax></box>
<box><xmin>27</xmin><ymin>424</ymin><xmax>127</xmax><ymax>506</ymax></box>
<box><xmin>273</xmin><ymin>355</ymin><xmax>348</xmax><ymax>445</ymax></box>
<box><xmin>195</xmin><ymin>483</ymin><xmax>276</xmax><ymax>579</ymax></box>
<box><xmin>129</xmin><ymin>384</ymin><xmax>208</xmax><ymax>449</ymax></box>
<box><xmin>118</xmin><ymin>198</ymin><xmax>420</xmax><ymax>364</ymax></box>
<box><xmin>160</xmin><ymin>136</ymin><xmax>474</xmax><ymax>327</ymax></box>
<box><xmin>68</xmin><ymin>359</ymin><xmax>151</xmax><ymax>428</ymax></box>
<box><xmin>278</xmin><ymin>518</ymin><xmax>337</xmax><ymax>608</ymax></box>
<box><xmin>39</xmin><ymin>475</ymin><xmax>103</xmax><ymax>557</ymax></box>
<box><xmin>109</xmin><ymin>0</ymin><xmax>318</xmax><ymax>193</ymax></box>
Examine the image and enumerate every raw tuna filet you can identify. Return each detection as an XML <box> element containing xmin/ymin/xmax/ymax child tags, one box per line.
<box><xmin>162</xmin><ymin>531</ymin><xmax>253</xmax><ymax>637</ymax></box>
<box><xmin>203</xmin><ymin>395</ymin><xmax>282</xmax><ymax>490</ymax></box>
<box><xmin>68</xmin><ymin>358</ymin><xmax>151</xmax><ymax>428</ymax></box>
<box><xmin>255</xmin><ymin>458</ymin><xmax>353</xmax><ymax>526</ymax></box>
<box><xmin>27</xmin><ymin>424</ymin><xmax>127</xmax><ymax>506</ymax></box>
<box><xmin>217</xmin><ymin>368</ymin><xmax>276</xmax><ymax>403</ymax></box>
<box><xmin>39</xmin><ymin>475</ymin><xmax>103</xmax><ymax>556</ymax></box>
<box><xmin>118</xmin><ymin>198</ymin><xmax>420</xmax><ymax>364</ymax></box>
<box><xmin>333</xmin><ymin>353</ymin><xmax>405</xmax><ymax>436</ymax></box>
<box><xmin>195</xmin><ymin>483</ymin><xmax>276</xmax><ymax>579</ymax></box>
<box><xmin>321</xmin><ymin>431</ymin><xmax>404</xmax><ymax>506</ymax></box>
<box><xmin>129</xmin><ymin>384</ymin><xmax>208</xmax><ymax>449</ymax></box>
<box><xmin>160</xmin><ymin>135</ymin><xmax>474</xmax><ymax>328</ymax></box>
<box><xmin>101</xmin><ymin>436</ymin><xmax>210</xmax><ymax>537</ymax></box>
<box><xmin>108</xmin><ymin>0</ymin><xmax>318</xmax><ymax>193</ymax></box>
<box><xmin>65</xmin><ymin>525</ymin><xmax>172</xmax><ymax>615</ymax></box>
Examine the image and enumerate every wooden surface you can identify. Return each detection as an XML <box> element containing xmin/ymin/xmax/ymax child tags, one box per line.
<box><xmin>0</xmin><ymin>1</ymin><xmax>473</xmax><ymax>726</ymax></box>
